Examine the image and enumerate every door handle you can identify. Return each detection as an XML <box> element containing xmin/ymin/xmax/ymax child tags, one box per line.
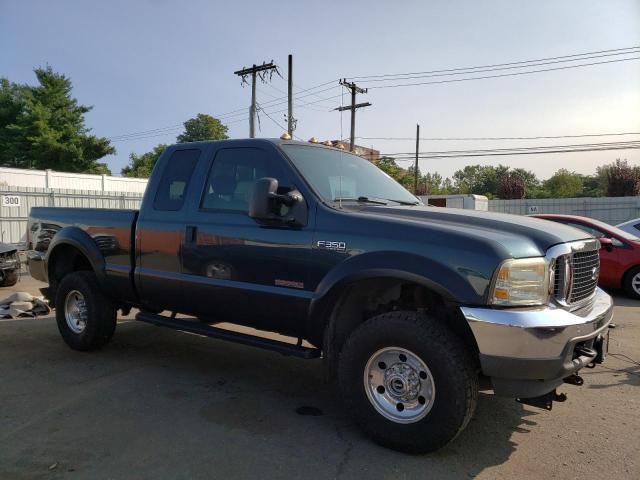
<box><xmin>185</xmin><ymin>225</ymin><xmax>197</xmax><ymax>243</ymax></box>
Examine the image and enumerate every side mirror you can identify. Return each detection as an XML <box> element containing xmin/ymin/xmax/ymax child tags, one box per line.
<box><xmin>249</xmin><ymin>177</ymin><xmax>278</xmax><ymax>220</ymax></box>
<box><xmin>599</xmin><ymin>237</ymin><xmax>613</xmax><ymax>251</ymax></box>
<box><xmin>249</xmin><ymin>177</ymin><xmax>306</xmax><ymax>226</ymax></box>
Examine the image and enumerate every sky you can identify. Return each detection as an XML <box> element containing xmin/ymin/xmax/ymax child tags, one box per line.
<box><xmin>1</xmin><ymin>0</ymin><xmax>639</xmax><ymax>180</ymax></box>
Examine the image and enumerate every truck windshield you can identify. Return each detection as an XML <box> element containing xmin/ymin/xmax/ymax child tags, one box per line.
<box><xmin>282</xmin><ymin>145</ymin><xmax>420</xmax><ymax>206</ymax></box>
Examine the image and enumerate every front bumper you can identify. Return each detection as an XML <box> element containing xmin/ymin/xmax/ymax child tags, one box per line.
<box><xmin>461</xmin><ymin>287</ymin><xmax>613</xmax><ymax>398</ymax></box>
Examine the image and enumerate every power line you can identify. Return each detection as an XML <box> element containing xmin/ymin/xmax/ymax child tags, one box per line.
<box><xmin>384</xmin><ymin>141</ymin><xmax>640</xmax><ymax>160</ymax></box>
<box><xmin>358</xmin><ymin>132</ymin><xmax>640</xmax><ymax>141</ymax></box>
<box><xmin>356</xmin><ymin>50</ymin><xmax>640</xmax><ymax>84</ymax></box>
<box><xmin>384</xmin><ymin>140</ymin><xmax>640</xmax><ymax>156</ymax></box>
<box><xmin>350</xmin><ymin>46</ymin><xmax>640</xmax><ymax>80</ymax></box>
<box><xmin>391</xmin><ymin>145</ymin><xmax>640</xmax><ymax>160</ymax></box>
<box><xmin>106</xmin><ymin>79</ymin><xmax>338</xmax><ymax>140</ymax></box>
<box><xmin>362</xmin><ymin>57</ymin><xmax>640</xmax><ymax>89</ymax></box>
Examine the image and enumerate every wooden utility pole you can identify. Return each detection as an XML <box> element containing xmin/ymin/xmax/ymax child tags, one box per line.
<box><xmin>234</xmin><ymin>62</ymin><xmax>278</xmax><ymax>138</ymax></box>
<box><xmin>287</xmin><ymin>54</ymin><xmax>294</xmax><ymax>137</ymax></box>
<box><xmin>334</xmin><ymin>79</ymin><xmax>371</xmax><ymax>152</ymax></box>
<box><xmin>414</xmin><ymin>124</ymin><xmax>420</xmax><ymax>194</ymax></box>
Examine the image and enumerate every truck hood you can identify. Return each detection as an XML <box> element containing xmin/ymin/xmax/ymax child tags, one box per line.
<box><xmin>356</xmin><ymin>205</ymin><xmax>592</xmax><ymax>258</ymax></box>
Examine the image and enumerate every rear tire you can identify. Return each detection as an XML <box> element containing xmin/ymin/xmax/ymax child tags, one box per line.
<box><xmin>338</xmin><ymin>310</ymin><xmax>478</xmax><ymax>454</ymax></box>
<box><xmin>0</xmin><ymin>269</ymin><xmax>18</xmax><ymax>287</ymax></box>
<box><xmin>55</xmin><ymin>271</ymin><xmax>116</xmax><ymax>351</ymax></box>
<box><xmin>623</xmin><ymin>266</ymin><xmax>640</xmax><ymax>300</ymax></box>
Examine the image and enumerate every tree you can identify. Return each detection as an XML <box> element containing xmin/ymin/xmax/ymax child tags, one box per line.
<box><xmin>497</xmin><ymin>173</ymin><xmax>526</xmax><ymax>199</ymax></box>
<box><xmin>543</xmin><ymin>169</ymin><xmax>584</xmax><ymax>198</ymax></box>
<box><xmin>177</xmin><ymin>113</ymin><xmax>229</xmax><ymax>143</ymax></box>
<box><xmin>121</xmin><ymin>144</ymin><xmax>167</xmax><ymax>178</ymax></box>
<box><xmin>0</xmin><ymin>67</ymin><xmax>114</xmax><ymax>173</ymax></box>
<box><xmin>601</xmin><ymin>159</ymin><xmax>640</xmax><ymax>197</ymax></box>
<box><xmin>452</xmin><ymin>164</ymin><xmax>510</xmax><ymax>198</ymax></box>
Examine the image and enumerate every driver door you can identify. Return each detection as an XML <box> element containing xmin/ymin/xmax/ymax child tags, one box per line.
<box><xmin>178</xmin><ymin>143</ymin><xmax>314</xmax><ymax>336</ymax></box>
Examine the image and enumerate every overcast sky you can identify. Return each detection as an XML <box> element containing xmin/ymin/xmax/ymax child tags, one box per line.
<box><xmin>2</xmin><ymin>0</ymin><xmax>639</xmax><ymax>179</ymax></box>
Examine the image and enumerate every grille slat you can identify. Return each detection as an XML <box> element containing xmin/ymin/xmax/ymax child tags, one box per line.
<box><xmin>553</xmin><ymin>247</ymin><xmax>600</xmax><ymax>304</ymax></box>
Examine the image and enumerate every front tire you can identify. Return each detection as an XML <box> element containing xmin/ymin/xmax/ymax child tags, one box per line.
<box><xmin>623</xmin><ymin>266</ymin><xmax>640</xmax><ymax>300</ymax></box>
<box><xmin>55</xmin><ymin>271</ymin><xmax>116</xmax><ymax>351</ymax></box>
<box><xmin>338</xmin><ymin>311</ymin><xmax>478</xmax><ymax>453</ymax></box>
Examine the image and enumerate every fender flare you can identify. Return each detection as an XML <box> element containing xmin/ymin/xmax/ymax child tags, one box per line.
<box><xmin>306</xmin><ymin>251</ymin><xmax>487</xmax><ymax>344</ymax></box>
<box><xmin>45</xmin><ymin>227</ymin><xmax>106</xmax><ymax>285</ymax></box>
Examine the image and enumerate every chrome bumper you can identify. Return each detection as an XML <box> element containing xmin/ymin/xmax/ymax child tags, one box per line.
<box><xmin>461</xmin><ymin>287</ymin><xmax>613</xmax><ymax>397</ymax></box>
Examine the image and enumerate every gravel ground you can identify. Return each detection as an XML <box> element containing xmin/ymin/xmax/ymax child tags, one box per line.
<box><xmin>0</xmin><ymin>275</ymin><xmax>638</xmax><ymax>480</ymax></box>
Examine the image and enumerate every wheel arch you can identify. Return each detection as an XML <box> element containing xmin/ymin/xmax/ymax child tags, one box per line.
<box><xmin>307</xmin><ymin>260</ymin><xmax>481</xmax><ymax>380</ymax></box>
<box><xmin>46</xmin><ymin>227</ymin><xmax>106</xmax><ymax>298</ymax></box>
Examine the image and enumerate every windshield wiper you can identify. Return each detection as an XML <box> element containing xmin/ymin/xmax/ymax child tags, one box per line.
<box><xmin>332</xmin><ymin>196</ymin><xmax>388</xmax><ymax>205</ymax></box>
<box><xmin>385</xmin><ymin>198</ymin><xmax>421</xmax><ymax>206</ymax></box>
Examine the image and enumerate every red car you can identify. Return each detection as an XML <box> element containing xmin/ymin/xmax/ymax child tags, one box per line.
<box><xmin>532</xmin><ymin>214</ymin><xmax>640</xmax><ymax>299</ymax></box>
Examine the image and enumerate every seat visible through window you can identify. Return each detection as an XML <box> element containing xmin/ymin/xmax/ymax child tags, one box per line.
<box><xmin>201</xmin><ymin>147</ymin><xmax>286</xmax><ymax>212</ymax></box>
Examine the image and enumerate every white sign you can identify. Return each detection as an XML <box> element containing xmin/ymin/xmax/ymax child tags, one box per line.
<box><xmin>527</xmin><ymin>205</ymin><xmax>540</xmax><ymax>214</ymax></box>
<box><xmin>2</xmin><ymin>195</ymin><xmax>21</xmax><ymax>208</ymax></box>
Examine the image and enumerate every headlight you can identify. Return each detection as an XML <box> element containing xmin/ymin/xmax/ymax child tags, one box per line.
<box><xmin>490</xmin><ymin>257</ymin><xmax>549</xmax><ymax>306</ymax></box>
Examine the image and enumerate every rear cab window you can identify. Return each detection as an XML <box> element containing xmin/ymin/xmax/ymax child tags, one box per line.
<box><xmin>153</xmin><ymin>149</ymin><xmax>201</xmax><ymax>211</ymax></box>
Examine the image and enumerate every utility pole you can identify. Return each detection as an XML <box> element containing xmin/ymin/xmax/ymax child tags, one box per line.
<box><xmin>234</xmin><ymin>61</ymin><xmax>278</xmax><ymax>138</ymax></box>
<box><xmin>414</xmin><ymin>124</ymin><xmax>420</xmax><ymax>194</ymax></box>
<box><xmin>287</xmin><ymin>54</ymin><xmax>294</xmax><ymax>137</ymax></box>
<box><xmin>334</xmin><ymin>79</ymin><xmax>371</xmax><ymax>152</ymax></box>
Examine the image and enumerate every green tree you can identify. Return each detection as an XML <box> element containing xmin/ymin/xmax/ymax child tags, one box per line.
<box><xmin>0</xmin><ymin>67</ymin><xmax>114</xmax><ymax>173</ymax></box>
<box><xmin>121</xmin><ymin>144</ymin><xmax>167</xmax><ymax>178</ymax></box>
<box><xmin>600</xmin><ymin>159</ymin><xmax>640</xmax><ymax>197</ymax></box>
<box><xmin>543</xmin><ymin>169</ymin><xmax>584</xmax><ymax>198</ymax></box>
<box><xmin>177</xmin><ymin>113</ymin><xmax>229</xmax><ymax>143</ymax></box>
<box><xmin>581</xmin><ymin>173</ymin><xmax>606</xmax><ymax>197</ymax></box>
<box><xmin>452</xmin><ymin>164</ymin><xmax>510</xmax><ymax>198</ymax></box>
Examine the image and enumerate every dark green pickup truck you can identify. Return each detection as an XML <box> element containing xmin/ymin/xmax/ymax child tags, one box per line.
<box><xmin>27</xmin><ymin>138</ymin><xmax>613</xmax><ymax>453</ymax></box>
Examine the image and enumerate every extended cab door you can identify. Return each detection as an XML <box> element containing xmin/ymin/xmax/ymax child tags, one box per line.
<box><xmin>178</xmin><ymin>142</ymin><xmax>314</xmax><ymax>336</ymax></box>
<box><xmin>135</xmin><ymin>147</ymin><xmax>203</xmax><ymax>313</ymax></box>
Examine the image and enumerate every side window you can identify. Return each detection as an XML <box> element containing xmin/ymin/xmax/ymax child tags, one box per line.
<box><xmin>611</xmin><ymin>237</ymin><xmax>625</xmax><ymax>248</ymax></box>
<box><xmin>201</xmin><ymin>148</ymin><xmax>286</xmax><ymax>213</ymax></box>
<box><xmin>565</xmin><ymin>221</ymin><xmax>605</xmax><ymax>238</ymax></box>
<box><xmin>153</xmin><ymin>149</ymin><xmax>200</xmax><ymax>211</ymax></box>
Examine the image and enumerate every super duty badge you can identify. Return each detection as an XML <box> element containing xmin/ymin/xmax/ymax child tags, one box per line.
<box><xmin>316</xmin><ymin>240</ymin><xmax>347</xmax><ymax>251</ymax></box>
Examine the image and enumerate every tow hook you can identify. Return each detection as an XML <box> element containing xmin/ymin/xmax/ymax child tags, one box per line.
<box><xmin>563</xmin><ymin>374</ymin><xmax>584</xmax><ymax>386</ymax></box>
<box><xmin>516</xmin><ymin>389</ymin><xmax>567</xmax><ymax>411</ymax></box>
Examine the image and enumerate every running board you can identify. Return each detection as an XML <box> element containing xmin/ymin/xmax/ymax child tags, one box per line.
<box><xmin>135</xmin><ymin>311</ymin><xmax>321</xmax><ymax>359</ymax></box>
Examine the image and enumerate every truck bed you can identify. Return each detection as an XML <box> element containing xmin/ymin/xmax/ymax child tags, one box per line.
<box><xmin>27</xmin><ymin>207</ymin><xmax>138</xmax><ymax>301</ymax></box>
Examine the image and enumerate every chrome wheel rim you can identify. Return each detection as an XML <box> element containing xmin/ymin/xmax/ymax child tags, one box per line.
<box><xmin>64</xmin><ymin>290</ymin><xmax>88</xmax><ymax>334</ymax></box>
<box><xmin>364</xmin><ymin>346</ymin><xmax>436</xmax><ymax>424</ymax></box>
<box><xmin>633</xmin><ymin>273</ymin><xmax>640</xmax><ymax>296</ymax></box>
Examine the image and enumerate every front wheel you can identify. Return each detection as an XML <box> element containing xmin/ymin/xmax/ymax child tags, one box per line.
<box><xmin>623</xmin><ymin>266</ymin><xmax>640</xmax><ymax>300</ymax></box>
<box><xmin>338</xmin><ymin>311</ymin><xmax>478</xmax><ymax>453</ymax></box>
<box><xmin>55</xmin><ymin>271</ymin><xmax>116</xmax><ymax>351</ymax></box>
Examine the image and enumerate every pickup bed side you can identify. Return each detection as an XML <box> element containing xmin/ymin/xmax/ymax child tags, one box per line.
<box><xmin>27</xmin><ymin>207</ymin><xmax>138</xmax><ymax>305</ymax></box>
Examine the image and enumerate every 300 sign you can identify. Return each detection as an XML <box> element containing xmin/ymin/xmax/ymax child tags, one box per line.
<box><xmin>1</xmin><ymin>195</ymin><xmax>21</xmax><ymax>207</ymax></box>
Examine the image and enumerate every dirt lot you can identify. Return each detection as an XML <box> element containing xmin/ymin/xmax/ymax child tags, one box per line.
<box><xmin>1</xmin><ymin>274</ymin><xmax>638</xmax><ymax>480</ymax></box>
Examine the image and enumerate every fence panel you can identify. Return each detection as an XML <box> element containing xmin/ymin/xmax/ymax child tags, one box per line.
<box><xmin>0</xmin><ymin>187</ymin><xmax>143</xmax><ymax>246</ymax></box>
<box><xmin>488</xmin><ymin>196</ymin><xmax>640</xmax><ymax>224</ymax></box>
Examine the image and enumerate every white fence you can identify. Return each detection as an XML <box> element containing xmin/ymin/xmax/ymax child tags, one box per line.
<box><xmin>0</xmin><ymin>187</ymin><xmax>143</xmax><ymax>246</ymax></box>
<box><xmin>0</xmin><ymin>166</ymin><xmax>148</xmax><ymax>194</ymax></box>
<box><xmin>488</xmin><ymin>196</ymin><xmax>640</xmax><ymax>225</ymax></box>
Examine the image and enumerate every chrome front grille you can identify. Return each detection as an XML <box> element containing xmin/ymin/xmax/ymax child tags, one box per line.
<box><xmin>552</xmin><ymin>246</ymin><xmax>600</xmax><ymax>305</ymax></box>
